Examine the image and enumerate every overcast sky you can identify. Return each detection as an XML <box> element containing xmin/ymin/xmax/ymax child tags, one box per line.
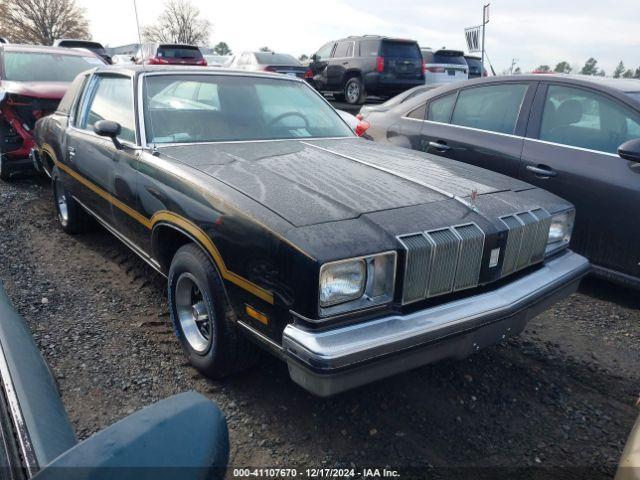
<box><xmin>78</xmin><ymin>0</ymin><xmax>640</xmax><ymax>74</ymax></box>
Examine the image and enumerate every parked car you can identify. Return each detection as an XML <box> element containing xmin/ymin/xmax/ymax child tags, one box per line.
<box><xmin>134</xmin><ymin>43</ymin><xmax>207</xmax><ymax>66</ymax></box>
<box><xmin>465</xmin><ymin>55</ymin><xmax>487</xmax><ymax>79</ymax></box>
<box><xmin>227</xmin><ymin>51</ymin><xmax>306</xmax><ymax>77</ymax></box>
<box><xmin>111</xmin><ymin>53</ymin><xmax>135</xmax><ymax>65</ymax></box>
<box><xmin>0</xmin><ymin>44</ymin><xmax>106</xmax><ymax>180</ymax></box>
<box><xmin>421</xmin><ymin>48</ymin><xmax>468</xmax><ymax>84</ymax></box>
<box><xmin>0</xmin><ymin>281</ymin><xmax>229</xmax><ymax>479</ymax></box>
<box><xmin>204</xmin><ymin>54</ymin><xmax>232</xmax><ymax>67</ymax></box>
<box><xmin>308</xmin><ymin>35</ymin><xmax>425</xmax><ymax>105</ymax></box>
<box><xmin>33</xmin><ymin>65</ymin><xmax>589</xmax><ymax>396</ymax></box>
<box><xmin>53</xmin><ymin>39</ymin><xmax>112</xmax><ymax>64</ymax></box>
<box><xmin>336</xmin><ymin>109</ymin><xmax>370</xmax><ymax>137</ymax></box>
<box><xmin>362</xmin><ymin>75</ymin><xmax>640</xmax><ymax>288</ymax></box>
<box><xmin>0</xmin><ymin>37</ymin><xmax>8</xmax><ymax>44</ymax></box>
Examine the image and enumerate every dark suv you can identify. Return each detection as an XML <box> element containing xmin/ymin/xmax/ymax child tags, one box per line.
<box><xmin>308</xmin><ymin>35</ymin><xmax>425</xmax><ymax>105</ymax></box>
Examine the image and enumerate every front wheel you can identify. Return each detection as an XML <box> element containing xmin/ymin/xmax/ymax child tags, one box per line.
<box><xmin>344</xmin><ymin>77</ymin><xmax>367</xmax><ymax>105</ymax></box>
<box><xmin>168</xmin><ymin>243</ymin><xmax>259</xmax><ymax>379</ymax></box>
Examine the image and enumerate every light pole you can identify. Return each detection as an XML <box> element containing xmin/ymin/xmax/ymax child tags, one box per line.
<box><xmin>481</xmin><ymin>3</ymin><xmax>490</xmax><ymax>73</ymax></box>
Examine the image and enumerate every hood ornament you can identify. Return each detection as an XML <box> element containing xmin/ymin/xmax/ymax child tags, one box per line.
<box><xmin>454</xmin><ymin>189</ymin><xmax>480</xmax><ymax>213</ymax></box>
<box><xmin>470</xmin><ymin>189</ymin><xmax>478</xmax><ymax>208</ymax></box>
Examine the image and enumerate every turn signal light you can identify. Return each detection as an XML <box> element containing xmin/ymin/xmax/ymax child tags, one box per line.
<box><xmin>355</xmin><ymin>120</ymin><xmax>370</xmax><ymax>137</ymax></box>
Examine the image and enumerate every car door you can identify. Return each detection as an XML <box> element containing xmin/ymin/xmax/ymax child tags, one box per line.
<box><xmin>309</xmin><ymin>42</ymin><xmax>335</xmax><ymax>90</ymax></box>
<box><xmin>419</xmin><ymin>82</ymin><xmax>535</xmax><ymax>178</ymax></box>
<box><xmin>66</xmin><ymin>73</ymin><xmax>140</xmax><ymax>236</ymax></box>
<box><xmin>328</xmin><ymin>41</ymin><xmax>353</xmax><ymax>89</ymax></box>
<box><xmin>520</xmin><ymin>82</ymin><xmax>640</xmax><ymax>280</ymax></box>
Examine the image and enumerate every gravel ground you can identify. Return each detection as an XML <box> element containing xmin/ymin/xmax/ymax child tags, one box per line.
<box><xmin>0</xmin><ymin>174</ymin><xmax>638</xmax><ymax>480</ymax></box>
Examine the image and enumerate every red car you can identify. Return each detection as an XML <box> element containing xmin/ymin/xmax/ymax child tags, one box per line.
<box><xmin>133</xmin><ymin>43</ymin><xmax>207</xmax><ymax>66</ymax></box>
<box><xmin>0</xmin><ymin>44</ymin><xmax>105</xmax><ymax>180</ymax></box>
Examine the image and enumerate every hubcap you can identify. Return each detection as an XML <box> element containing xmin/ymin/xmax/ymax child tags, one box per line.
<box><xmin>347</xmin><ymin>82</ymin><xmax>360</xmax><ymax>103</ymax></box>
<box><xmin>175</xmin><ymin>273</ymin><xmax>213</xmax><ymax>353</ymax></box>
<box><xmin>55</xmin><ymin>179</ymin><xmax>69</xmax><ymax>224</ymax></box>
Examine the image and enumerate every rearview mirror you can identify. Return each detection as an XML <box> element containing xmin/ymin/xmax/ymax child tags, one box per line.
<box><xmin>94</xmin><ymin>120</ymin><xmax>123</xmax><ymax>149</ymax></box>
<box><xmin>618</xmin><ymin>138</ymin><xmax>640</xmax><ymax>162</ymax></box>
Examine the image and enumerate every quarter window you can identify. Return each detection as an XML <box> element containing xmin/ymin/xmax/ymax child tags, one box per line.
<box><xmin>427</xmin><ymin>93</ymin><xmax>456</xmax><ymax>123</ymax></box>
<box><xmin>406</xmin><ymin>104</ymin><xmax>426</xmax><ymax>120</ymax></box>
<box><xmin>451</xmin><ymin>84</ymin><xmax>528</xmax><ymax>134</ymax></box>
<box><xmin>78</xmin><ymin>76</ymin><xmax>136</xmax><ymax>143</ymax></box>
<box><xmin>540</xmin><ymin>85</ymin><xmax>640</xmax><ymax>154</ymax></box>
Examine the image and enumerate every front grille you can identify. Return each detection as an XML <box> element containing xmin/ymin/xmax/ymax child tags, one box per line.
<box><xmin>398</xmin><ymin>210</ymin><xmax>551</xmax><ymax>305</ymax></box>
<box><xmin>398</xmin><ymin>223</ymin><xmax>485</xmax><ymax>304</ymax></box>
<box><xmin>500</xmin><ymin>209</ymin><xmax>551</xmax><ymax>277</ymax></box>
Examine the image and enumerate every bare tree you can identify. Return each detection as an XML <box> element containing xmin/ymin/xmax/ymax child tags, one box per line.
<box><xmin>142</xmin><ymin>0</ymin><xmax>211</xmax><ymax>46</ymax></box>
<box><xmin>0</xmin><ymin>0</ymin><xmax>90</xmax><ymax>45</ymax></box>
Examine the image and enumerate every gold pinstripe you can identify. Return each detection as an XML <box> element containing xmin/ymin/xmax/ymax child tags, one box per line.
<box><xmin>44</xmin><ymin>147</ymin><xmax>275</xmax><ymax>305</ymax></box>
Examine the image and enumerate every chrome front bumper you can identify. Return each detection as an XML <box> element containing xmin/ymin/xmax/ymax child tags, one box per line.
<box><xmin>283</xmin><ymin>250</ymin><xmax>590</xmax><ymax>396</ymax></box>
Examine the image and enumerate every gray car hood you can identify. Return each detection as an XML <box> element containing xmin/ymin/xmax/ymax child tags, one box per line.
<box><xmin>157</xmin><ymin>137</ymin><xmax>533</xmax><ymax>227</ymax></box>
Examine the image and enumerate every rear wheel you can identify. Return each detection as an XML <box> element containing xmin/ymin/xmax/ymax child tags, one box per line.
<box><xmin>344</xmin><ymin>77</ymin><xmax>366</xmax><ymax>105</ymax></box>
<box><xmin>168</xmin><ymin>243</ymin><xmax>259</xmax><ymax>379</ymax></box>
<box><xmin>51</xmin><ymin>167</ymin><xmax>94</xmax><ymax>234</ymax></box>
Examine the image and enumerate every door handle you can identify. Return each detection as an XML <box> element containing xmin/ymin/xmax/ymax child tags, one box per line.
<box><xmin>341</xmin><ymin>61</ymin><xmax>348</xmax><ymax>65</ymax></box>
<box><xmin>68</xmin><ymin>146</ymin><xmax>76</xmax><ymax>158</ymax></box>
<box><xmin>428</xmin><ymin>141</ymin><xmax>451</xmax><ymax>152</ymax></box>
<box><xmin>526</xmin><ymin>164</ymin><xmax>557</xmax><ymax>178</ymax></box>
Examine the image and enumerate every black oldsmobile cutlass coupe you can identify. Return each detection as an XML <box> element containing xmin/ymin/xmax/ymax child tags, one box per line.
<box><xmin>33</xmin><ymin>66</ymin><xmax>590</xmax><ymax>396</ymax></box>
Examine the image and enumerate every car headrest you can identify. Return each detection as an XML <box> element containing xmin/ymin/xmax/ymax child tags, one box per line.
<box><xmin>555</xmin><ymin>99</ymin><xmax>583</xmax><ymax>125</ymax></box>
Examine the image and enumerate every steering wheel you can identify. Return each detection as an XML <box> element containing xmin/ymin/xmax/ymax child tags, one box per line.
<box><xmin>268</xmin><ymin>111</ymin><xmax>310</xmax><ymax>130</ymax></box>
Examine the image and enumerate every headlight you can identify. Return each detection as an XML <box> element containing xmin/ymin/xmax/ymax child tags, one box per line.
<box><xmin>319</xmin><ymin>259</ymin><xmax>366</xmax><ymax>307</ymax></box>
<box><xmin>319</xmin><ymin>252</ymin><xmax>397</xmax><ymax>315</ymax></box>
<box><xmin>546</xmin><ymin>210</ymin><xmax>575</xmax><ymax>255</ymax></box>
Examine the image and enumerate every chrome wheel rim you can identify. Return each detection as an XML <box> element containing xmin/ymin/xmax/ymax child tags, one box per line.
<box><xmin>346</xmin><ymin>82</ymin><xmax>360</xmax><ymax>103</ymax></box>
<box><xmin>175</xmin><ymin>273</ymin><xmax>212</xmax><ymax>353</ymax></box>
<box><xmin>55</xmin><ymin>179</ymin><xmax>69</xmax><ymax>224</ymax></box>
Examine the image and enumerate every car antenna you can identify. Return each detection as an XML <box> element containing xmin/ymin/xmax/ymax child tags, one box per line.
<box><xmin>133</xmin><ymin>0</ymin><xmax>158</xmax><ymax>154</ymax></box>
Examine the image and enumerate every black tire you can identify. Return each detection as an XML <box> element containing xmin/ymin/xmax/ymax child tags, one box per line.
<box><xmin>344</xmin><ymin>77</ymin><xmax>367</xmax><ymax>105</ymax></box>
<box><xmin>0</xmin><ymin>155</ymin><xmax>13</xmax><ymax>181</ymax></box>
<box><xmin>168</xmin><ymin>243</ymin><xmax>259</xmax><ymax>379</ymax></box>
<box><xmin>51</xmin><ymin>166</ymin><xmax>95</xmax><ymax>234</ymax></box>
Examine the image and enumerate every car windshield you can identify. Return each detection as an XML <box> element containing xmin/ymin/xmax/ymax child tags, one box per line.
<box><xmin>2</xmin><ymin>51</ymin><xmax>103</xmax><ymax>82</ymax></box>
<box><xmin>143</xmin><ymin>74</ymin><xmax>353</xmax><ymax>144</ymax></box>
<box><xmin>254</xmin><ymin>53</ymin><xmax>300</xmax><ymax>65</ymax></box>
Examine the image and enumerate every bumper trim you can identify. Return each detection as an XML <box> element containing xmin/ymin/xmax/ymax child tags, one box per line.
<box><xmin>283</xmin><ymin>251</ymin><xmax>589</xmax><ymax>395</ymax></box>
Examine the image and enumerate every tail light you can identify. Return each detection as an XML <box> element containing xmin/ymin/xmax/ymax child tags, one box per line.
<box><xmin>197</xmin><ymin>58</ymin><xmax>208</xmax><ymax>66</ymax></box>
<box><xmin>421</xmin><ymin>60</ymin><xmax>426</xmax><ymax>74</ymax></box>
<box><xmin>376</xmin><ymin>56</ymin><xmax>384</xmax><ymax>73</ymax></box>
<box><xmin>426</xmin><ymin>66</ymin><xmax>445</xmax><ymax>73</ymax></box>
<box><xmin>355</xmin><ymin>120</ymin><xmax>370</xmax><ymax>137</ymax></box>
<box><xmin>147</xmin><ymin>57</ymin><xmax>169</xmax><ymax>65</ymax></box>
<box><xmin>263</xmin><ymin>66</ymin><xmax>277</xmax><ymax>72</ymax></box>
<box><xmin>304</xmin><ymin>69</ymin><xmax>313</xmax><ymax>79</ymax></box>
<box><xmin>483</xmin><ymin>70</ymin><xmax>488</xmax><ymax>77</ymax></box>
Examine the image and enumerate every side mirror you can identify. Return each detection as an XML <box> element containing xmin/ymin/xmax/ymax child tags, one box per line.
<box><xmin>618</xmin><ymin>138</ymin><xmax>640</xmax><ymax>162</ymax></box>
<box><xmin>94</xmin><ymin>120</ymin><xmax>123</xmax><ymax>149</ymax></box>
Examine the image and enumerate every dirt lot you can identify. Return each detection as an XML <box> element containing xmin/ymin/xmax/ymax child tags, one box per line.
<box><xmin>0</xmin><ymin>174</ymin><xmax>638</xmax><ymax>479</ymax></box>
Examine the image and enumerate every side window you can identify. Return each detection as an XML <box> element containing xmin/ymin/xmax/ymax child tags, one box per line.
<box><xmin>540</xmin><ymin>85</ymin><xmax>640</xmax><ymax>154</ymax></box>
<box><xmin>78</xmin><ymin>76</ymin><xmax>136</xmax><ymax>143</ymax></box>
<box><xmin>333</xmin><ymin>42</ymin><xmax>353</xmax><ymax>58</ymax></box>
<box><xmin>451</xmin><ymin>84</ymin><xmax>528</xmax><ymax>134</ymax></box>
<box><xmin>315</xmin><ymin>43</ymin><xmax>334</xmax><ymax>61</ymax></box>
<box><xmin>406</xmin><ymin>104</ymin><xmax>426</xmax><ymax>120</ymax></box>
<box><xmin>359</xmin><ymin>40</ymin><xmax>380</xmax><ymax>57</ymax></box>
<box><xmin>427</xmin><ymin>93</ymin><xmax>456</xmax><ymax>123</ymax></box>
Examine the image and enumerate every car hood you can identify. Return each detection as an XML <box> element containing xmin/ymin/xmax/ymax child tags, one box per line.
<box><xmin>157</xmin><ymin>137</ymin><xmax>534</xmax><ymax>227</ymax></box>
<box><xmin>0</xmin><ymin>81</ymin><xmax>69</xmax><ymax>99</ymax></box>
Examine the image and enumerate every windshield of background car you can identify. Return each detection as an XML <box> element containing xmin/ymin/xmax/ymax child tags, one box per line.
<box><xmin>381</xmin><ymin>41</ymin><xmax>421</xmax><ymax>58</ymax></box>
<box><xmin>157</xmin><ymin>46</ymin><xmax>203</xmax><ymax>59</ymax></box>
<box><xmin>2</xmin><ymin>51</ymin><xmax>103</xmax><ymax>82</ymax></box>
<box><xmin>143</xmin><ymin>74</ymin><xmax>354</xmax><ymax>144</ymax></box>
<box><xmin>254</xmin><ymin>53</ymin><xmax>300</xmax><ymax>65</ymax></box>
